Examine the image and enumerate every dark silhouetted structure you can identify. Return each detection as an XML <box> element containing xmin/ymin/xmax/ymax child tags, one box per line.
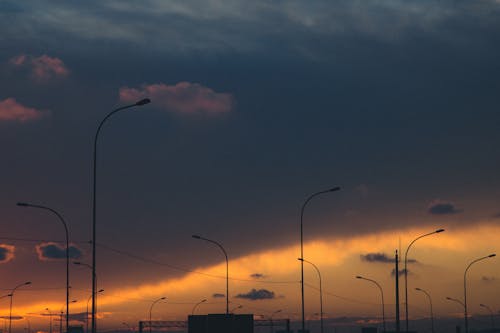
<box><xmin>188</xmin><ymin>314</ymin><xmax>253</xmax><ymax>333</ymax></box>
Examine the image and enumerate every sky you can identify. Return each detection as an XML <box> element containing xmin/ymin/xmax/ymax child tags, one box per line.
<box><xmin>0</xmin><ymin>1</ymin><xmax>499</xmax><ymax>332</ymax></box>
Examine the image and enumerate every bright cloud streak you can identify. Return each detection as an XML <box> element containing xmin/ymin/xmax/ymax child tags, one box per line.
<box><xmin>119</xmin><ymin>82</ymin><xmax>234</xmax><ymax>114</ymax></box>
<box><xmin>0</xmin><ymin>98</ymin><xmax>47</xmax><ymax>122</ymax></box>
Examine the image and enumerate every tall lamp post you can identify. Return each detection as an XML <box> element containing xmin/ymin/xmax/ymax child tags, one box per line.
<box><xmin>300</xmin><ymin>187</ymin><xmax>340</xmax><ymax>333</ymax></box>
<box><xmin>464</xmin><ymin>254</ymin><xmax>496</xmax><ymax>333</ymax></box>
<box><xmin>415</xmin><ymin>288</ymin><xmax>434</xmax><ymax>333</ymax></box>
<box><xmin>356</xmin><ymin>276</ymin><xmax>386</xmax><ymax>333</ymax></box>
<box><xmin>270</xmin><ymin>310</ymin><xmax>282</xmax><ymax>333</ymax></box>
<box><xmin>17</xmin><ymin>202</ymin><xmax>70</xmax><ymax>333</ymax></box>
<box><xmin>46</xmin><ymin>308</ymin><xmax>53</xmax><ymax>333</ymax></box>
<box><xmin>91</xmin><ymin>98</ymin><xmax>151</xmax><ymax>333</ymax></box>
<box><xmin>479</xmin><ymin>304</ymin><xmax>495</xmax><ymax>330</ymax></box>
<box><xmin>191</xmin><ymin>299</ymin><xmax>207</xmax><ymax>315</ymax></box>
<box><xmin>299</xmin><ymin>258</ymin><xmax>324</xmax><ymax>333</ymax></box>
<box><xmin>74</xmin><ymin>261</ymin><xmax>103</xmax><ymax>333</ymax></box>
<box><xmin>404</xmin><ymin>228</ymin><xmax>444</xmax><ymax>332</ymax></box>
<box><xmin>59</xmin><ymin>300</ymin><xmax>77</xmax><ymax>333</ymax></box>
<box><xmin>9</xmin><ymin>281</ymin><xmax>31</xmax><ymax>333</ymax></box>
<box><xmin>85</xmin><ymin>290</ymin><xmax>103</xmax><ymax>333</ymax></box>
<box><xmin>149</xmin><ymin>297</ymin><xmax>166</xmax><ymax>333</ymax></box>
<box><xmin>192</xmin><ymin>235</ymin><xmax>229</xmax><ymax>314</ymax></box>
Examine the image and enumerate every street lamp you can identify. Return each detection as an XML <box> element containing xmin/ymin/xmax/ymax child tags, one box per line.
<box><xmin>270</xmin><ymin>310</ymin><xmax>282</xmax><ymax>333</ymax></box>
<box><xmin>59</xmin><ymin>300</ymin><xmax>77</xmax><ymax>333</ymax></box>
<box><xmin>191</xmin><ymin>299</ymin><xmax>207</xmax><ymax>315</ymax></box>
<box><xmin>9</xmin><ymin>281</ymin><xmax>31</xmax><ymax>333</ymax></box>
<box><xmin>415</xmin><ymin>288</ymin><xmax>434</xmax><ymax>333</ymax></box>
<box><xmin>230</xmin><ymin>305</ymin><xmax>242</xmax><ymax>313</ymax></box>
<box><xmin>149</xmin><ymin>297</ymin><xmax>166</xmax><ymax>333</ymax></box>
<box><xmin>91</xmin><ymin>98</ymin><xmax>151</xmax><ymax>333</ymax></box>
<box><xmin>479</xmin><ymin>304</ymin><xmax>495</xmax><ymax>330</ymax></box>
<box><xmin>446</xmin><ymin>297</ymin><xmax>465</xmax><ymax>308</ymax></box>
<box><xmin>404</xmin><ymin>228</ymin><xmax>444</xmax><ymax>332</ymax></box>
<box><xmin>17</xmin><ymin>202</ymin><xmax>70</xmax><ymax>333</ymax></box>
<box><xmin>464</xmin><ymin>254</ymin><xmax>496</xmax><ymax>333</ymax></box>
<box><xmin>46</xmin><ymin>308</ymin><xmax>53</xmax><ymax>333</ymax></box>
<box><xmin>122</xmin><ymin>323</ymin><xmax>134</xmax><ymax>332</ymax></box>
<box><xmin>85</xmin><ymin>290</ymin><xmax>103</xmax><ymax>333</ymax></box>
<box><xmin>74</xmin><ymin>261</ymin><xmax>103</xmax><ymax>333</ymax></box>
<box><xmin>192</xmin><ymin>235</ymin><xmax>229</xmax><ymax>314</ymax></box>
<box><xmin>300</xmin><ymin>186</ymin><xmax>340</xmax><ymax>333</ymax></box>
<box><xmin>356</xmin><ymin>276</ymin><xmax>386</xmax><ymax>333</ymax></box>
<box><xmin>299</xmin><ymin>258</ymin><xmax>324</xmax><ymax>333</ymax></box>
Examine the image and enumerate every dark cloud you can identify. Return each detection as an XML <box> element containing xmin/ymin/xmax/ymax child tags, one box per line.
<box><xmin>235</xmin><ymin>288</ymin><xmax>275</xmax><ymax>301</ymax></box>
<box><xmin>250</xmin><ymin>273</ymin><xmax>267</xmax><ymax>279</ymax></box>
<box><xmin>35</xmin><ymin>242</ymin><xmax>83</xmax><ymax>261</ymax></box>
<box><xmin>361</xmin><ymin>253</ymin><xmax>417</xmax><ymax>264</ymax></box>
<box><xmin>492</xmin><ymin>213</ymin><xmax>500</xmax><ymax>219</ymax></box>
<box><xmin>428</xmin><ymin>201</ymin><xmax>462</xmax><ymax>215</ymax></box>
<box><xmin>0</xmin><ymin>244</ymin><xmax>14</xmax><ymax>263</ymax></box>
<box><xmin>212</xmin><ymin>293</ymin><xmax>225</xmax><ymax>299</ymax></box>
<box><xmin>481</xmin><ymin>276</ymin><xmax>496</xmax><ymax>283</ymax></box>
<box><xmin>391</xmin><ymin>268</ymin><xmax>410</xmax><ymax>277</ymax></box>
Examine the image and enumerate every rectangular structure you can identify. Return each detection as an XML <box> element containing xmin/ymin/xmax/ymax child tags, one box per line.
<box><xmin>188</xmin><ymin>314</ymin><xmax>253</xmax><ymax>333</ymax></box>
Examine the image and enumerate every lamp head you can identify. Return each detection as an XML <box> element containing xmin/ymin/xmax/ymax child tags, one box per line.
<box><xmin>488</xmin><ymin>254</ymin><xmax>496</xmax><ymax>258</ymax></box>
<box><xmin>355</xmin><ymin>276</ymin><xmax>363</xmax><ymax>279</ymax></box>
<box><xmin>25</xmin><ymin>281</ymin><xmax>31</xmax><ymax>285</ymax></box>
<box><xmin>415</xmin><ymin>288</ymin><xmax>421</xmax><ymax>291</ymax></box>
<box><xmin>16</xmin><ymin>202</ymin><xmax>30</xmax><ymax>207</ymax></box>
<box><xmin>135</xmin><ymin>98</ymin><xmax>151</xmax><ymax>106</ymax></box>
<box><xmin>329</xmin><ymin>186</ymin><xmax>341</xmax><ymax>192</ymax></box>
<box><xmin>192</xmin><ymin>235</ymin><xmax>201</xmax><ymax>239</ymax></box>
<box><xmin>73</xmin><ymin>262</ymin><xmax>81</xmax><ymax>265</ymax></box>
<box><xmin>297</xmin><ymin>258</ymin><xmax>304</xmax><ymax>261</ymax></box>
<box><xmin>435</xmin><ymin>229</ymin><xmax>445</xmax><ymax>233</ymax></box>
<box><xmin>160</xmin><ymin>296</ymin><xmax>166</xmax><ymax>300</ymax></box>
<box><xmin>480</xmin><ymin>304</ymin><xmax>486</xmax><ymax>307</ymax></box>
<box><xmin>98</xmin><ymin>289</ymin><xmax>104</xmax><ymax>293</ymax></box>
<box><xmin>201</xmin><ymin>299</ymin><xmax>207</xmax><ymax>302</ymax></box>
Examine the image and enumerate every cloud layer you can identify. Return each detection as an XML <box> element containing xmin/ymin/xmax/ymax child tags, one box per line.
<box><xmin>35</xmin><ymin>242</ymin><xmax>83</xmax><ymax>261</ymax></box>
<box><xmin>0</xmin><ymin>98</ymin><xmax>46</xmax><ymax>122</ymax></box>
<box><xmin>119</xmin><ymin>82</ymin><xmax>233</xmax><ymax>114</ymax></box>
<box><xmin>9</xmin><ymin>54</ymin><xmax>69</xmax><ymax>81</ymax></box>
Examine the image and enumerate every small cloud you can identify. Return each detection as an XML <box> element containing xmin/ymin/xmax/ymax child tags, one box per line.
<box><xmin>9</xmin><ymin>54</ymin><xmax>69</xmax><ymax>81</ymax></box>
<box><xmin>391</xmin><ymin>268</ymin><xmax>410</xmax><ymax>277</ymax></box>
<box><xmin>250</xmin><ymin>273</ymin><xmax>267</xmax><ymax>279</ymax></box>
<box><xmin>35</xmin><ymin>242</ymin><xmax>83</xmax><ymax>261</ymax></box>
<box><xmin>428</xmin><ymin>200</ymin><xmax>462</xmax><ymax>215</ymax></box>
<box><xmin>0</xmin><ymin>245</ymin><xmax>14</xmax><ymax>263</ymax></box>
<box><xmin>0</xmin><ymin>98</ymin><xmax>47</xmax><ymax>122</ymax></box>
<box><xmin>235</xmin><ymin>288</ymin><xmax>276</xmax><ymax>301</ymax></box>
<box><xmin>492</xmin><ymin>213</ymin><xmax>500</xmax><ymax>219</ymax></box>
<box><xmin>482</xmin><ymin>276</ymin><xmax>496</xmax><ymax>283</ymax></box>
<box><xmin>361</xmin><ymin>253</ymin><xmax>418</xmax><ymax>264</ymax></box>
<box><xmin>212</xmin><ymin>293</ymin><xmax>225</xmax><ymax>299</ymax></box>
<box><xmin>119</xmin><ymin>82</ymin><xmax>234</xmax><ymax>114</ymax></box>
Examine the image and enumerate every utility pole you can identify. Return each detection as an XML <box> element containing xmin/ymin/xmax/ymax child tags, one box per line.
<box><xmin>395</xmin><ymin>250</ymin><xmax>400</xmax><ymax>333</ymax></box>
